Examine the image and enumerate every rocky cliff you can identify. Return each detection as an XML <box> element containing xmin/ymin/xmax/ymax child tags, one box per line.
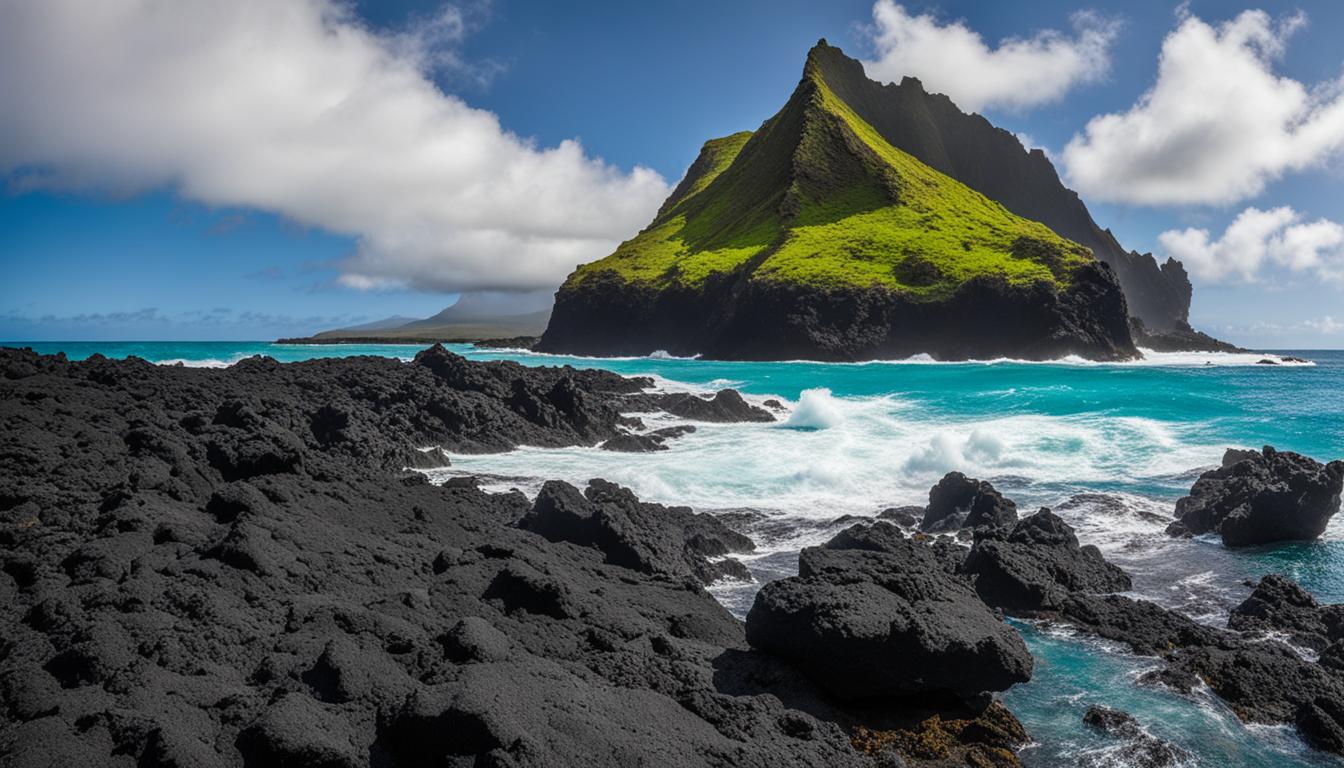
<box><xmin>540</xmin><ymin>42</ymin><xmax>1137</xmax><ymax>362</ymax></box>
<box><xmin>801</xmin><ymin>42</ymin><xmax>1194</xmax><ymax>333</ymax></box>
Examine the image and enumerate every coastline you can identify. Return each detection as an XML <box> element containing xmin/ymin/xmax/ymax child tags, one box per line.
<box><xmin>4</xmin><ymin>343</ymin><xmax>1344</xmax><ymax>767</ymax></box>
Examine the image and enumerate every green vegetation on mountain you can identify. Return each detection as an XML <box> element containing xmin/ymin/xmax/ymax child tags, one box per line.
<box><xmin>567</xmin><ymin>43</ymin><xmax>1094</xmax><ymax>300</ymax></box>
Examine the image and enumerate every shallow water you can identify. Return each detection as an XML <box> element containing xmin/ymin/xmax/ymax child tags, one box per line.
<box><xmin>13</xmin><ymin>339</ymin><xmax>1344</xmax><ymax>766</ymax></box>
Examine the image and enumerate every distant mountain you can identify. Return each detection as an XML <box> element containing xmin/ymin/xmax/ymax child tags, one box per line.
<box><xmin>395</xmin><ymin>293</ymin><xmax>550</xmax><ymax>332</ymax></box>
<box><xmin>321</xmin><ymin>315</ymin><xmax>422</xmax><ymax>334</ymax></box>
<box><xmin>303</xmin><ymin>293</ymin><xmax>551</xmax><ymax>342</ymax></box>
<box><xmin>539</xmin><ymin>40</ymin><xmax>1136</xmax><ymax>362</ymax></box>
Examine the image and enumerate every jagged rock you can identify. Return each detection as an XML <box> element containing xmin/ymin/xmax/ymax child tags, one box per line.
<box><xmin>822</xmin><ymin>520</ymin><xmax>907</xmax><ymax>553</ymax></box>
<box><xmin>1081</xmin><ymin>706</ymin><xmax>1189</xmax><ymax>768</ymax></box>
<box><xmin>877</xmin><ymin>506</ymin><xmax>922</xmax><ymax>527</ymax></box>
<box><xmin>601</xmin><ymin>433</ymin><xmax>667</xmax><ymax>452</ymax></box>
<box><xmin>1057</xmin><ymin>594</ymin><xmax>1221</xmax><ymax>657</ymax></box>
<box><xmin>601</xmin><ymin>424</ymin><xmax>698</xmax><ymax>452</ymax></box>
<box><xmin>921</xmin><ymin>472</ymin><xmax>1017</xmax><ymax>532</ymax></box>
<box><xmin>1170</xmin><ymin>642</ymin><xmax>1344</xmax><ymax>736</ymax></box>
<box><xmin>622</xmin><ymin>389</ymin><xmax>774</xmax><ymax>423</ymax></box>
<box><xmin>1229</xmin><ymin>574</ymin><xmax>1344</xmax><ymax>651</ymax></box>
<box><xmin>962</xmin><ymin>509</ymin><xmax>1130</xmax><ymax>612</ymax></box>
<box><xmin>1167</xmin><ymin>447</ymin><xmax>1344</xmax><ymax>546</ymax></box>
<box><xmin>520</xmin><ymin>479</ymin><xmax>753</xmax><ymax>585</ymax></box>
<box><xmin>6</xmin><ymin>347</ymin><xmax>935</xmax><ymax>768</ymax></box>
<box><xmin>745</xmin><ymin>538</ymin><xmax>1032</xmax><ymax>702</ymax></box>
<box><xmin>441</xmin><ymin>617</ymin><xmax>511</xmax><ymax>663</ymax></box>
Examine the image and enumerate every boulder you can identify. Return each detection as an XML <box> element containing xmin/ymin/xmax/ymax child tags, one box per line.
<box><xmin>1081</xmin><ymin>706</ymin><xmax>1189</xmax><ymax>768</ymax></box>
<box><xmin>600</xmin><ymin>424</ymin><xmax>698</xmax><ymax>453</ymax></box>
<box><xmin>745</xmin><ymin>538</ymin><xmax>1032</xmax><ymax>702</ymax></box>
<box><xmin>961</xmin><ymin>509</ymin><xmax>1131</xmax><ymax>612</ymax></box>
<box><xmin>520</xmin><ymin>479</ymin><xmax>752</xmax><ymax>585</ymax></box>
<box><xmin>1167</xmin><ymin>447</ymin><xmax>1344</xmax><ymax>546</ymax></box>
<box><xmin>1228</xmin><ymin>574</ymin><xmax>1344</xmax><ymax>651</ymax></box>
<box><xmin>877</xmin><ymin>506</ymin><xmax>922</xmax><ymax>527</ymax></box>
<box><xmin>921</xmin><ymin>472</ymin><xmax>1017</xmax><ymax>532</ymax></box>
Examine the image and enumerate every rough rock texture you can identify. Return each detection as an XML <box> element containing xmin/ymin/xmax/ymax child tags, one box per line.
<box><xmin>1</xmin><ymin>347</ymin><xmax>1025</xmax><ymax>768</ymax></box>
<box><xmin>1080</xmin><ymin>706</ymin><xmax>1189</xmax><ymax>768</ymax></box>
<box><xmin>744</xmin><ymin>528</ymin><xmax>1033</xmax><ymax>702</ymax></box>
<box><xmin>1056</xmin><ymin>594</ymin><xmax>1222</xmax><ymax>657</ymax></box>
<box><xmin>1129</xmin><ymin>317</ymin><xmax>1244</xmax><ymax>353</ymax></box>
<box><xmin>1229</xmin><ymin>574</ymin><xmax>1344</xmax><ymax>651</ymax></box>
<box><xmin>920</xmin><ymin>472</ymin><xmax>1018</xmax><ymax>532</ymax></box>
<box><xmin>849</xmin><ymin>701</ymin><xmax>1026</xmax><ymax>768</ymax></box>
<box><xmin>962</xmin><ymin>509</ymin><xmax>1131</xmax><ymax>612</ymax></box>
<box><xmin>543</xmin><ymin>260</ymin><xmax>1138</xmax><ymax>362</ymax></box>
<box><xmin>1167</xmin><ymin>447</ymin><xmax>1344</xmax><ymax>546</ymax></box>
<box><xmin>621</xmin><ymin>389</ymin><xmax>776</xmax><ymax>423</ymax></box>
<box><xmin>600</xmin><ymin>425</ymin><xmax>697</xmax><ymax>453</ymax></box>
<box><xmin>520</xmin><ymin>478</ymin><xmax>753</xmax><ymax>585</ymax></box>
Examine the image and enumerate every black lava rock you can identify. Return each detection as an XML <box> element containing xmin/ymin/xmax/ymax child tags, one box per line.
<box><xmin>520</xmin><ymin>478</ymin><xmax>753</xmax><ymax>586</ymax></box>
<box><xmin>962</xmin><ymin>509</ymin><xmax>1131</xmax><ymax>612</ymax></box>
<box><xmin>921</xmin><ymin>472</ymin><xmax>1018</xmax><ymax>532</ymax></box>
<box><xmin>745</xmin><ymin>537</ymin><xmax>1033</xmax><ymax>702</ymax></box>
<box><xmin>3</xmin><ymin>346</ymin><xmax>942</xmax><ymax>768</ymax></box>
<box><xmin>1167</xmin><ymin>446</ymin><xmax>1344</xmax><ymax>546</ymax></box>
<box><xmin>1229</xmin><ymin>574</ymin><xmax>1344</xmax><ymax>651</ymax></box>
<box><xmin>1081</xmin><ymin>706</ymin><xmax>1189</xmax><ymax>768</ymax></box>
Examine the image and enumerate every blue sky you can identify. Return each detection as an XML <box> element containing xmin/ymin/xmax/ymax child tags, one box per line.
<box><xmin>3</xmin><ymin>0</ymin><xmax>1344</xmax><ymax>345</ymax></box>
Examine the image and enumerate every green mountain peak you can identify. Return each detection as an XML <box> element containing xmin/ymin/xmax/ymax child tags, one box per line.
<box><xmin>565</xmin><ymin>41</ymin><xmax>1094</xmax><ymax>300</ymax></box>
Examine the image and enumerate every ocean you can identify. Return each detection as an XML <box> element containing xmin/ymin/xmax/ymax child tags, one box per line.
<box><xmin>11</xmin><ymin>339</ymin><xmax>1344</xmax><ymax>766</ymax></box>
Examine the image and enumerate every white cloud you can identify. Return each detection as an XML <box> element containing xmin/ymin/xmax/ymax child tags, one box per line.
<box><xmin>1211</xmin><ymin>315</ymin><xmax>1343</xmax><ymax>338</ymax></box>
<box><xmin>0</xmin><ymin>0</ymin><xmax>670</xmax><ymax>293</ymax></box>
<box><xmin>1159</xmin><ymin>206</ymin><xmax>1344</xmax><ymax>283</ymax></box>
<box><xmin>1063</xmin><ymin>9</ymin><xmax>1344</xmax><ymax>205</ymax></box>
<box><xmin>1305</xmin><ymin>316</ymin><xmax>1344</xmax><ymax>334</ymax></box>
<box><xmin>860</xmin><ymin>1</ymin><xmax>1120</xmax><ymax>112</ymax></box>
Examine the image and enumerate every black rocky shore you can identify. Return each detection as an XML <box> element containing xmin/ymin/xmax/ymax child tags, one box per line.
<box><xmin>3</xmin><ymin>345</ymin><xmax>1344</xmax><ymax>767</ymax></box>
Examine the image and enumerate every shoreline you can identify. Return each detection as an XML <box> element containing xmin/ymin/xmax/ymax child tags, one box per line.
<box><xmin>3</xmin><ymin>345</ymin><xmax>1343</xmax><ymax>766</ymax></box>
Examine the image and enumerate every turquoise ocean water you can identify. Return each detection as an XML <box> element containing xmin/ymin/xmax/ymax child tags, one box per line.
<box><xmin>10</xmin><ymin>339</ymin><xmax>1344</xmax><ymax>766</ymax></box>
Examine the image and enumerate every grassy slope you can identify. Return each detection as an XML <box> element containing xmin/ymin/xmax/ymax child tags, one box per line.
<box><xmin>567</xmin><ymin>51</ymin><xmax>1092</xmax><ymax>299</ymax></box>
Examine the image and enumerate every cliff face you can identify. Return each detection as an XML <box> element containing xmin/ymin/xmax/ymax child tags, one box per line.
<box><xmin>539</xmin><ymin>41</ymin><xmax>1137</xmax><ymax>362</ymax></box>
<box><xmin>802</xmin><ymin>43</ymin><xmax>1192</xmax><ymax>332</ymax></box>
<box><xmin>543</xmin><ymin>261</ymin><xmax>1134</xmax><ymax>362</ymax></box>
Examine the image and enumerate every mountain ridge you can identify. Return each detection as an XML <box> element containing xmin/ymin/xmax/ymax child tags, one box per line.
<box><xmin>802</xmin><ymin>41</ymin><xmax>1193</xmax><ymax>332</ymax></box>
<box><xmin>539</xmin><ymin>41</ymin><xmax>1137</xmax><ymax>362</ymax></box>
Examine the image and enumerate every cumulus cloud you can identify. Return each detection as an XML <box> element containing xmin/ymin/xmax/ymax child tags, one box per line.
<box><xmin>0</xmin><ymin>0</ymin><xmax>670</xmax><ymax>293</ymax></box>
<box><xmin>1158</xmin><ymin>206</ymin><xmax>1344</xmax><ymax>283</ymax></box>
<box><xmin>860</xmin><ymin>1</ymin><xmax>1120</xmax><ymax>112</ymax></box>
<box><xmin>1063</xmin><ymin>9</ymin><xmax>1344</xmax><ymax>205</ymax></box>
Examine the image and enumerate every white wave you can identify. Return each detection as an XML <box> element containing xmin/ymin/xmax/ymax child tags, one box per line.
<box><xmin>154</xmin><ymin>357</ymin><xmax>239</xmax><ymax>368</ymax></box>
<box><xmin>445</xmin><ymin>389</ymin><xmax>1225</xmax><ymax>527</ymax></box>
<box><xmin>781</xmin><ymin>388</ymin><xmax>845</xmax><ymax>430</ymax></box>
<box><xmin>648</xmin><ymin>349</ymin><xmax>701</xmax><ymax>360</ymax></box>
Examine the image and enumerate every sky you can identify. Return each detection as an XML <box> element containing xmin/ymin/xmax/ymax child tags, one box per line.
<box><xmin>2</xmin><ymin>0</ymin><xmax>1344</xmax><ymax>346</ymax></box>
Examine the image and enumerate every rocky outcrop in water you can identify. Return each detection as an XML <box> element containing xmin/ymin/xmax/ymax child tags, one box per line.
<box><xmin>962</xmin><ymin>509</ymin><xmax>1131</xmax><ymax>612</ymax></box>
<box><xmin>1229</xmin><ymin>574</ymin><xmax>1344</xmax><ymax>651</ymax></box>
<box><xmin>745</xmin><ymin>523</ymin><xmax>1033</xmax><ymax>702</ymax></box>
<box><xmin>621</xmin><ymin>389</ymin><xmax>776</xmax><ymax>422</ymax></box>
<box><xmin>1128</xmin><ymin>317</ymin><xmax>1244</xmax><ymax>353</ymax></box>
<box><xmin>1167</xmin><ymin>446</ymin><xmax>1344</xmax><ymax>546</ymax></box>
<box><xmin>1080</xmin><ymin>706</ymin><xmax>1189</xmax><ymax>768</ymax></box>
<box><xmin>920</xmin><ymin>472</ymin><xmax>1018</xmax><ymax>532</ymax></box>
